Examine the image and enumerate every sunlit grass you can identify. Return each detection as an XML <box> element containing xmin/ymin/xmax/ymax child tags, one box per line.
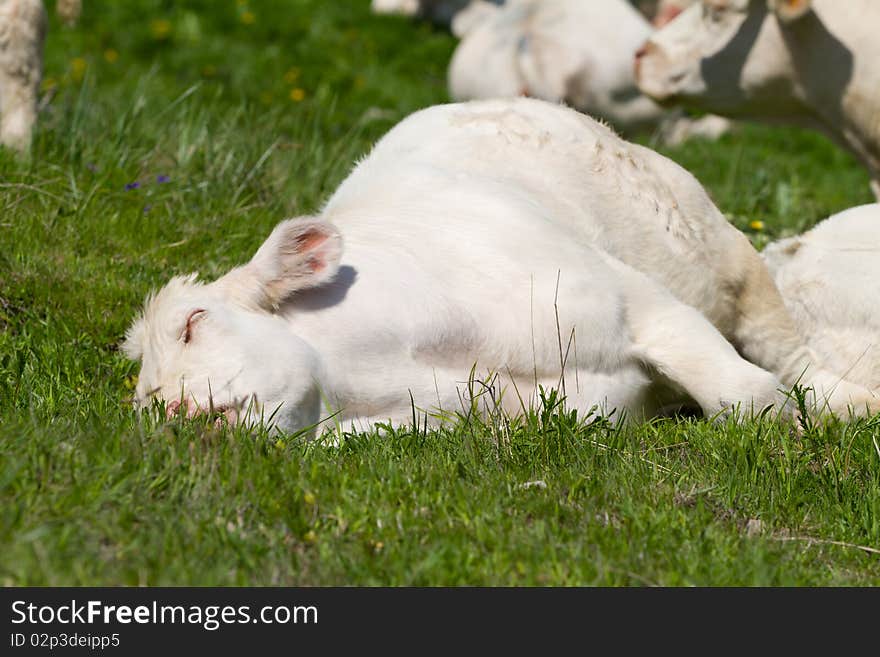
<box><xmin>1</xmin><ymin>0</ymin><xmax>877</xmax><ymax>585</ymax></box>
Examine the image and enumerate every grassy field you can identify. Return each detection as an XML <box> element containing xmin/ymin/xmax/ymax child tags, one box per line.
<box><xmin>1</xmin><ymin>0</ymin><xmax>879</xmax><ymax>586</ymax></box>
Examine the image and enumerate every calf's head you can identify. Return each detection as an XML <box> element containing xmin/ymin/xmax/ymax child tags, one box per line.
<box><xmin>635</xmin><ymin>0</ymin><xmax>812</xmax><ymax>116</ymax></box>
<box><xmin>123</xmin><ymin>217</ymin><xmax>343</xmax><ymax>433</ymax></box>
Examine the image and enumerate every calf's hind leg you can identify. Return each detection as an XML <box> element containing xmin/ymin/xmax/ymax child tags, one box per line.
<box><xmin>616</xmin><ymin>261</ymin><xmax>791</xmax><ymax>419</ymax></box>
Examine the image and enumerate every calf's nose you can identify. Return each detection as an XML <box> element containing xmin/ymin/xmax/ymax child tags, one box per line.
<box><xmin>653</xmin><ymin>6</ymin><xmax>682</xmax><ymax>28</ymax></box>
<box><xmin>166</xmin><ymin>398</ymin><xmax>188</xmax><ymax>419</ymax></box>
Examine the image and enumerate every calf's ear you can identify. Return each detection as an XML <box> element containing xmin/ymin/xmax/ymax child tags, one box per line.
<box><xmin>768</xmin><ymin>0</ymin><xmax>811</xmax><ymax>23</ymax></box>
<box><xmin>759</xmin><ymin>235</ymin><xmax>802</xmax><ymax>276</ymax></box>
<box><xmin>237</xmin><ymin>217</ymin><xmax>343</xmax><ymax>310</ymax></box>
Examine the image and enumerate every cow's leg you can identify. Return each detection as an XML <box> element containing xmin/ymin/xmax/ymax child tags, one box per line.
<box><xmin>0</xmin><ymin>0</ymin><xmax>47</xmax><ymax>153</ymax></box>
<box><xmin>610</xmin><ymin>259</ymin><xmax>790</xmax><ymax>419</ymax></box>
<box><xmin>629</xmin><ymin>300</ymin><xmax>789</xmax><ymax>419</ymax></box>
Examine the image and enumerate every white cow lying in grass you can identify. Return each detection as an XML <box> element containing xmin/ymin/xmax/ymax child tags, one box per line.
<box><xmin>447</xmin><ymin>0</ymin><xmax>729</xmax><ymax>142</ymax></box>
<box><xmin>123</xmin><ymin>98</ymin><xmax>879</xmax><ymax>434</ymax></box>
<box><xmin>763</xmin><ymin>204</ymin><xmax>880</xmax><ymax>391</ymax></box>
<box><xmin>0</xmin><ymin>0</ymin><xmax>81</xmax><ymax>153</ymax></box>
<box><xmin>635</xmin><ymin>0</ymin><xmax>880</xmax><ymax>198</ymax></box>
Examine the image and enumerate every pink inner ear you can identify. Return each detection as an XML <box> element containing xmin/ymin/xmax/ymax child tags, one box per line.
<box><xmin>294</xmin><ymin>230</ymin><xmax>328</xmax><ymax>253</ymax></box>
<box><xmin>294</xmin><ymin>229</ymin><xmax>331</xmax><ymax>274</ymax></box>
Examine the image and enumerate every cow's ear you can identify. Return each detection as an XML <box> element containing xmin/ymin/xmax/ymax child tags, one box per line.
<box><xmin>768</xmin><ymin>0</ymin><xmax>811</xmax><ymax>23</ymax></box>
<box><xmin>760</xmin><ymin>235</ymin><xmax>802</xmax><ymax>276</ymax></box>
<box><xmin>237</xmin><ymin>217</ymin><xmax>343</xmax><ymax>310</ymax></box>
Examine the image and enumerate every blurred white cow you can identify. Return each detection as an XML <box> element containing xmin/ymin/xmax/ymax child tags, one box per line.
<box><xmin>123</xmin><ymin>98</ymin><xmax>878</xmax><ymax>435</ymax></box>
<box><xmin>0</xmin><ymin>0</ymin><xmax>81</xmax><ymax>153</ymax></box>
<box><xmin>370</xmin><ymin>0</ymin><xmax>501</xmax><ymax>32</ymax></box>
<box><xmin>635</xmin><ymin>0</ymin><xmax>880</xmax><ymax>198</ymax></box>
<box><xmin>763</xmin><ymin>204</ymin><xmax>880</xmax><ymax>390</ymax></box>
<box><xmin>447</xmin><ymin>0</ymin><xmax>729</xmax><ymax>142</ymax></box>
<box><xmin>55</xmin><ymin>0</ymin><xmax>78</xmax><ymax>25</ymax></box>
<box><xmin>652</xmin><ymin>0</ymin><xmax>697</xmax><ymax>26</ymax></box>
<box><xmin>370</xmin><ymin>0</ymin><xmax>696</xmax><ymax>29</ymax></box>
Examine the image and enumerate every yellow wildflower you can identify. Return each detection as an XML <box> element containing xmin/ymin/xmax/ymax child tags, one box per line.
<box><xmin>289</xmin><ymin>87</ymin><xmax>306</xmax><ymax>102</ymax></box>
<box><xmin>240</xmin><ymin>10</ymin><xmax>255</xmax><ymax>24</ymax></box>
<box><xmin>283</xmin><ymin>67</ymin><xmax>300</xmax><ymax>84</ymax></box>
<box><xmin>103</xmin><ymin>49</ymin><xmax>118</xmax><ymax>64</ymax></box>
<box><xmin>749</xmin><ymin>220</ymin><xmax>765</xmax><ymax>231</ymax></box>
<box><xmin>70</xmin><ymin>57</ymin><xmax>87</xmax><ymax>81</ymax></box>
<box><xmin>151</xmin><ymin>19</ymin><xmax>172</xmax><ymax>40</ymax></box>
<box><xmin>303</xmin><ymin>492</ymin><xmax>316</xmax><ymax>505</ymax></box>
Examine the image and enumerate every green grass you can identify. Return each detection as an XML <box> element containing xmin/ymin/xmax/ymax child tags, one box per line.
<box><xmin>1</xmin><ymin>0</ymin><xmax>878</xmax><ymax>586</ymax></box>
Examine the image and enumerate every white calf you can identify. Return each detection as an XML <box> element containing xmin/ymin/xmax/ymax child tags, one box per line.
<box><xmin>370</xmin><ymin>0</ymin><xmax>499</xmax><ymax>31</ymax></box>
<box><xmin>447</xmin><ymin>0</ymin><xmax>729</xmax><ymax>141</ymax></box>
<box><xmin>635</xmin><ymin>0</ymin><xmax>880</xmax><ymax>198</ymax></box>
<box><xmin>652</xmin><ymin>0</ymin><xmax>697</xmax><ymax>26</ymax></box>
<box><xmin>124</xmin><ymin>98</ymin><xmax>878</xmax><ymax>434</ymax></box>
<box><xmin>763</xmin><ymin>204</ymin><xmax>880</xmax><ymax>390</ymax></box>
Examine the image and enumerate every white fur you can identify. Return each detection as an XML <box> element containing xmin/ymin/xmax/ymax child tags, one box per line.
<box><xmin>635</xmin><ymin>0</ymin><xmax>880</xmax><ymax>197</ymax></box>
<box><xmin>124</xmin><ymin>98</ymin><xmax>878</xmax><ymax>434</ymax></box>
<box><xmin>763</xmin><ymin>204</ymin><xmax>880</xmax><ymax>390</ymax></box>
<box><xmin>370</xmin><ymin>0</ymin><xmax>499</xmax><ymax>30</ymax></box>
<box><xmin>0</xmin><ymin>0</ymin><xmax>82</xmax><ymax>154</ymax></box>
<box><xmin>446</xmin><ymin>0</ymin><xmax>730</xmax><ymax>142</ymax></box>
<box><xmin>653</xmin><ymin>0</ymin><xmax>697</xmax><ymax>26</ymax></box>
<box><xmin>0</xmin><ymin>0</ymin><xmax>45</xmax><ymax>153</ymax></box>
